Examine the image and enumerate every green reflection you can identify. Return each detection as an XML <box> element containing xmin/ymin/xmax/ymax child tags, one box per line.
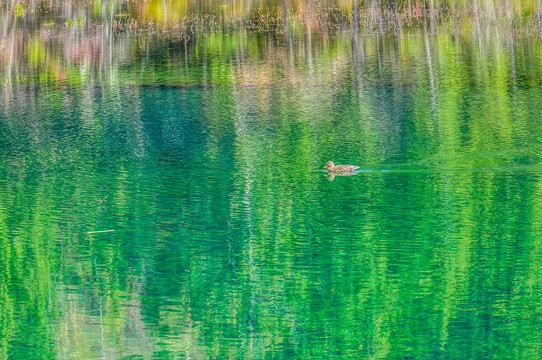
<box><xmin>0</xmin><ymin>2</ymin><xmax>542</xmax><ymax>360</ymax></box>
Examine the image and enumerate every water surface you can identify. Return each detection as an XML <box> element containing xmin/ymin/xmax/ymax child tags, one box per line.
<box><xmin>1</xmin><ymin>4</ymin><xmax>542</xmax><ymax>359</ymax></box>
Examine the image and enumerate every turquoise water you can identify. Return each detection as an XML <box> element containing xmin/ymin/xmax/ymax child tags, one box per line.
<box><xmin>1</xmin><ymin>10</ymin><xmax>542</xmax><ymax>359</ymax></box>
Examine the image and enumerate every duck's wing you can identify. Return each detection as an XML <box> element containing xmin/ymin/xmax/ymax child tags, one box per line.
<box><xmin>334</xmin><ymin>165</ymin><xmax>360</xmax><ymax>171</ymax></box>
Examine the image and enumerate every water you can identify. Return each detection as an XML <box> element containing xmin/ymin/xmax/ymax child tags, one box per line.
<box><xmin>1</xmin><ymin>3</ymin><xmax>542</xmax><ymax>359</ymax></box>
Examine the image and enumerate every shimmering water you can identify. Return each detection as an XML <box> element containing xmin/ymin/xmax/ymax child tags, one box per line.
<box><xmin>1</xmin><ymin>3</ymin><xmax>542</xmax><ymax>359</ymax></box>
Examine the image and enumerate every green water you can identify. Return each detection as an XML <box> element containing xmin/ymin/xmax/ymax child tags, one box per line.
<box><xmin>2</xmin><ymin>8</ymin><xmax>542</xmax><ymax>359</ymax></box>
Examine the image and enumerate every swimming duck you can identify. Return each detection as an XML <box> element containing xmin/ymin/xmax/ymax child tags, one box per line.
<box><xmin>323</xmin><ymin>161</ymin><xmax>360</xmax><ymax>172</ymax></box>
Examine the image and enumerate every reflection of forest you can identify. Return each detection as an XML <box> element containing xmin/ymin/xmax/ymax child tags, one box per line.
<box><xmin>1</xmin><ymin>28</ymin><xmax>542</xmax><ymax>357</ymax></box>
<box><xmin>2</xmin><ymin>0</ymin><xmax>542</xmax><ymax>89</ymax></box>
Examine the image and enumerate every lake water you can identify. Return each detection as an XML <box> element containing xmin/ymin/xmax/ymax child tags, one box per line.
<box><xmin>1</xmin><ymin>3</ymin><xmax>542</xmax><ymax>359</ymax></box>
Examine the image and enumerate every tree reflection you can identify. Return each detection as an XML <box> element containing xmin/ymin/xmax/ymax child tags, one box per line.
<box><xmin>0</xmin><ymin>1</ymin><xmax>542</xmax><ymax>359</ymax></box>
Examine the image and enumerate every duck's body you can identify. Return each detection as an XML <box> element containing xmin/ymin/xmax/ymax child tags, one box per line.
<box><xmin>324</xmin><ymin>161</ymin><xmax>360</xmax><ymax>172</ymax></box>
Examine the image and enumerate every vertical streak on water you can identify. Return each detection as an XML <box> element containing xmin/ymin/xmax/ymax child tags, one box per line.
<box><xmin>232</xmin><ymin>83</ymin><xmax>256</xmax><ymax>357</ymax></box>
<box><xmin>486</xmin><ymin>0</ymin><xmax>494</xmax><ymax>40</ymax></box>
<box><xmin>352</xmin><ymin>0</ymin><xmax>359</xmax><ymax>66</ymax></box>
<box><xmin>238</xmin><ymin>134</ymin><xmax>256</xmax><ymax>357</ymax></box>
<box><xmin>100</xmin><ymin>5</ymin><xmax>104</xmax><ymax>77</ymax></box>
<box><xmin>508</xmin><ymin>33</ymin><xmax>517</xmax><ymax>89</ymax></box>
<box><xmin>1</xmin><ymin>6</ymin><xmax>8</xmax><ymax>89</ymax></box>
<box><xmin>246</xmin><ymin>177</ymin><xmax>255</xmax><ymax>359</ymax></box>
<box><xmin>352</xmin><ymin>0</ymin><xmax>361</xmax><ymax>111</ymax></box>
<box><xmin>69</xmin><ymin>293</ymin><xmax>74</xmax><ymax>356</ymax></box>
<box><xmin>184</xmin><ymin>300</ymin><xmax>194</xmax><ymax>359</ymax></box>
<box><xmin>306</xmin><ymin>15</ymin><xmax>312</xmax><ymax>71</ymax></box>
<box><xmin>473</xmin><ymin>0</ymin><xmax>483</xmax><ymax>51</ymax></box>
<box><xmin>99</xmin><ymin>301</ymin><xmax>106</xmax><ymax>359</ymax></box>
<box><xmin>378</xmin><ymin>0</ymin><xmax>383</xmax><ymax>33</ymax></box>
<box><xmin>424</xmin><ymin>25</ymin><xmax>437</xmax><ymax>115</ymax></box>
<box><xmin>184</xmin><ymin>38</ymin><xmax>188</xmax><ymax>67</ymax></box>
<box><xmin>428</xmin><ymin>0</ymin><xmax>435</xmax><ymax>33</ymax></box>
<box><xmin>376</xmin><ymin>34</ymin><xmax>381</xmax><ymax>71</ymax></box>
<box><xmin>6</xmin><ymin>11</ymin><xmax>15</xmax><ymax>89</ymax></box>
<box><xmin>282</xmin><ymin>0</ymin><xmax>293</xmax><ymax>66</ymax></box>
<box><xmin>109</xmin><ymin>0</ymin><xmax>114</xmax><ymax>76</ymax></box>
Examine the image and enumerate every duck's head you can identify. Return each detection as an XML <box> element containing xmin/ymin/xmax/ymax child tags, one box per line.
<box><xmin>324</xmin><ymin>161</ymin><xmax>335</xmax><ymax>170</ymax></box>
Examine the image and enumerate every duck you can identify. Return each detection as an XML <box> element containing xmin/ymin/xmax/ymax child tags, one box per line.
<box><xmin>323</xmin><ymin>161</ymin><xmax>360</xmax><ymax>172</ymax></box>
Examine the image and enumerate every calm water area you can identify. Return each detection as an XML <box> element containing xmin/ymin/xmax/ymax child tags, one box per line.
<box><xmin>0</xmin><ymin>1</ymin><xmax>542</xmax><ymax>359</ymax></box>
